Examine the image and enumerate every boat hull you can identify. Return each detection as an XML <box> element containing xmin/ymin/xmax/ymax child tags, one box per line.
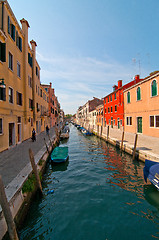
<box><xmin>51</xmin><ymin>147</ymin><xmax>69</xmax><ymax>164</ymax></box>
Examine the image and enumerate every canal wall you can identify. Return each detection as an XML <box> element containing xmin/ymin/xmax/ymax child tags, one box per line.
<box><xmin>0</xmin><ymin>133</ymin><xmax>60</xmax><ymax>240</ymax></box>
<box><xmin>92</xmin><ymin>126</ymin><xmax>159</xmax><ymax>163</ymax></box>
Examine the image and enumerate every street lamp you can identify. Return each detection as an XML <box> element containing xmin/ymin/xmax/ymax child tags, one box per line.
<box><xmin>0</xmin><ymin>78</ymin><xmax>5</xmax><ymax>88</ymax></box>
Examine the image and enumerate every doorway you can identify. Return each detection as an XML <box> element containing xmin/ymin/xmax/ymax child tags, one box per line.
<box><xmin>9</xmin><ymin>123</ymin><xmax>15</xmax><ymax>146</ymax></box>
<box><xmin>137</xmin><ymin>117</ymin><xmax>142</xmax><ymax>133</ymax></box>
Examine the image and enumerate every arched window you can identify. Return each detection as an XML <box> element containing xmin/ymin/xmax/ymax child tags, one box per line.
<box><xmin>151</xmin><ymin>80</ymin><xmax>157</xmax><ymax>97</ymax></box>
<box><xmin>137</xmin><ymin>87</ymin><xmax>141</xmax><ymax>101</ymax></box>
<box><xmin>127</xmin><ymin>92</ymin><xmax>130</xmax><ymax>103</ymax></box>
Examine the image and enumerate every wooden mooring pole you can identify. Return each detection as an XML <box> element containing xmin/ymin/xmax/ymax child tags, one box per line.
<box><xmin>48</xmin><ymin>134</ymin><xmax>53</xmax><ymax>148</ymax></box>
<box><xmin>29</xmin><ymin>149</ymin><xmax>43</xmax><ymax>195</ymax></box>
<box><xmin>133</xmin><ymin>133</ymin><xmax>138</xmax><ymax>160</ymax></box>
<box><xmin>107</xmin><ymin>126</ymin><xmax>109</xmax><ymax>141</ymax></box>
<box><xmin>44</xmin><ymin>138</ymin><xmax>49</xmax><ymax>153</ymax></box>
<box><xmin>121</xmin><ymin>131</ymin><xmax>125</xmax><ymax>152</ymax></box>
<box><xmin>0</xmin><ymin>176</ymin><xmax>19</xmax><ymax>240</ymax></box>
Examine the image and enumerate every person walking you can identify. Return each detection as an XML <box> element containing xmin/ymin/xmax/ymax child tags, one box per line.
<box><xmin>32</xmin><ymin>128</ymin><xmax>36</xmax><ymax>142</ymax></box>
<box><xmin>46</xmin><ymin>125</ymin><xmax>49</xmax><ymax>136</ymax></box>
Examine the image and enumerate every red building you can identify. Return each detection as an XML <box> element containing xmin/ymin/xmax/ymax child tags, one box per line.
<box><xmin>103</xmin><ymin>75</ymin><xmax>143</xmax><ymax>129</ymax></box>
<box><xmin>41</xmin><ymin>82</ymin><xmax>57</xmax><ymax>127</ymax></box>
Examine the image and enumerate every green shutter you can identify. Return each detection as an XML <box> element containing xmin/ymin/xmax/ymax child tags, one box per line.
<box><xmin>11</xmin><ymin>24</ymin><xmax>15</xmax><ymax>41</ymax></box>
<box><xmin>137</xmin><ymin>87</ymin><xmax>141</xmax><ymax>100</ymax></box>
<box><xmin>152</xmin><ymin>80</ymin><xmax>157</xmax><ymax>96</ymax></box>
<box><xmin>127</xmin><ymin>92</ymin><xmax>130</xmax><ymax>103</ymax></box>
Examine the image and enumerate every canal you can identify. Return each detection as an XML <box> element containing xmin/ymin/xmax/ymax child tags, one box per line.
<box><xmin>19</xmin><ymin>124</ymin><xmax>159</xmax><ymax>240</ymax></box>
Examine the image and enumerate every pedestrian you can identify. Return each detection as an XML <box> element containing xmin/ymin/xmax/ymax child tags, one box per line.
<box><xmin>46</xmin><ymin>125</ymin><xmax>49</xmax><ymax>135</ymax></box>
<box><xmin>32</xmin><ymin>128</ymin><xmax>36</xmax><ymax>142</ymax></box>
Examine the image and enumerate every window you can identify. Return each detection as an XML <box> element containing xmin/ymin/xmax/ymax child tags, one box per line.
<box><xmin>120</xmin><ymin>120</ymin><xmax>122</xmax><ymax>125</ymax></box>
<box><xmin>37</xmin><ymin>103</ymin><xmax>40</xmax><ymax>112</ymax></box>
<box><xmin>11</xmin><ymin>24</ymin><xmax>15</xmax><ymax>41</ymax></box>
<box><xmin>0</xmin><ymin>87</ymin><xmax>6</xmax><ymax>101</ymax></box>
<box><xmin>114</xmin><ymin>93</ymin><xmax>116</xmax><ymax>100</ymax></box>
<box><xmin>126</xmin><ymin>117</ymin><xmax>132</xmax><ymax>125</ymax></box>
<box><xmin>0</xmin><ymin>41</ymin><xmax>6</xmax><ymax>62</ymax></box>
<box><xmin>114</xmin><ymin>119</ymin><xmax>115</xmax><ymax>125</ymax></box>
<box><xmin>28</xmin><ymin>53</ymin><xmax>32</xmax><ymax>67</ymax></box>
<box><xmin>110</xmin><ymin>95</ymin><xmax>112</xmax><ymax>101</ymax></box>
<box><xmin>16</xmin><ymin>91</ymin><xmax>22</xmax><ymax>105</ymax></box>
<box><xmin>105</xmin><ymin>98</ymin><xmax>106</xmax><ymax>104</ymax></box>
<box><xmin>17</xmin><ymin>62</ymin><xmax>21</xmax><ymax>77</ymax></box>
<box><xmin>137</xmin><ymin>87</ymin><xmax>141</xmax><ymax>101</ymax></box>
<box><xmin>111</xmin><ymin>106</ymin><xmax>113</xmax><ymax>112</ymax></box>
<box><xmin>9</xmin><ymin>52</ymin><xmax>13</xmax><ymax>71</ymax></box>
<box><xmin>150</xmin><ymin>116</ymin><xmax>154</xmax><ymax>127</ymax></box>
<box><xmin>40</xmin><ymin>89</ymin><xmax>42</xmax><ymax>97</ymax></box>
<box><xmin>151</xmin><ymin>80</ymin><xmax>157</xmax><ymax>97</ymax></box>
<box><xmin>105</xmin><ymin>108</ymin><xmax>106</xmax><ymax>114</ymax></box>
<box><xmin>9</xmin><ymin>87</ymin><xmax>13</xmax><ymax>103</ymax></box>
<box><xmin>16</xmin><ymin>32</ymin><xmax>22</xmax><ymax>51</ymax></box>
<box><xmin>0</xmin><ymin>118</ymin><xmax>2</xmax><ymax>134</ymax></box>
<box><xmin>150</xmin><ymin>115</ymin><xmax>159</xmax><ymax>128</ymax></box>
<box><xmin>8</xmin><ymin>16</ymin><xmax>10</xmax><ymax>34</ymax></box>
<box><xmin>29</xmin><ymin>99</ymin><xmax>33</xmax><ymax>109</ymax></box>
<box><xmin>28</xmin><ymin>76</ymin><xmax>32</xmax><ymax>88</ymax></box>
<box><xmin>36</xmin><ymin>66</ymin><xmax>39</xmax><ymax>78</ymax></box>
<box><xmin>108</xmin><ymin>96</ymin><xmax>109</xmax><ymax>102</ymax></box>
<box><xmin>115</xmin><ymin>105</ymin><xmax>117</xmax><ymax>112</ymax></box>
<box><xmin>127</xmin><ymin>92</ymin><xmax>130</xmax><ymax>103</ymax></box>
<box><xmin>108</xmin><ymin>107</ymin><xmax>110</xmax><ymax>113</ymax></box>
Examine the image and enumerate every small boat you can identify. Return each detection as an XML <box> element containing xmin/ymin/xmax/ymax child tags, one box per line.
<box><xmin>81</xmin><ymin>129</ymin><xmax>93</xmax><ymax>136</ymax></box>
<box><xmin>51</xmin><ymin>146</ymin><xmax>69</xmax><ymax>163</ymax></box>
<box><xmin>143</xmin><ymin>159</ymin><xmax>159</xmax><ymax>190</ymax></box>
<box><xmin>60</xmin><ymin>126</ymin><xmax>69</xmax><ymax>140</ymax></box>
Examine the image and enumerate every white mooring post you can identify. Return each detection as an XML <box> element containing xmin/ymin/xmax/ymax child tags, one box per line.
<box><xmin>0</xmin><ymin>175</ymin><xmax>19</xmax><ymax>240</ymax></box>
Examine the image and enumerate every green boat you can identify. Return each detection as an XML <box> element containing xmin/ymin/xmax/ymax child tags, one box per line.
<box><xmin>51</xmin><ymin>146</ymin><xmax>69</xmax><ymax>163</ymax></box>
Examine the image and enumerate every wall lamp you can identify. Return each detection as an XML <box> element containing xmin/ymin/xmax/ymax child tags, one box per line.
<box><xmin>0</xmin><ymin>78</ymin><xmax>6</xmax><ymax>88</ymax></box>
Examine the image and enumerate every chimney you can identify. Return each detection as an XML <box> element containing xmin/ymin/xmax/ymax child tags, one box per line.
<box><xmin>118</xmin><ymin>80</ymin><xmax>122</xmax><ymax>89</ymax></box>
<box><xmin>135</xmin><ymin>75</ymin><xmax>140</xmax><ymax>81</ymax></box>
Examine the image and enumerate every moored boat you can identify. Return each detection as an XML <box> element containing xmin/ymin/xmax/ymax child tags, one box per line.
<box><xmin>51</xmin><ymin>146</ymin><xmax>69</xmax><ymax>163</ymax></box>
<box><xmin>143</xmin><ymin>159</ymin><xmax>159</xmax><ymax>190</ymax></box>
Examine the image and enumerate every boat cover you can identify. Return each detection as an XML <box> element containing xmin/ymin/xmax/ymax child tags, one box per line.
<box><xmin>51</xmin><ymin>147</ymin><xmax>68</xmax><ymax>163</ymax></box>
<box><xmin>143</xmin><ymin>159</ymin><xmax>159</xmax><ymax>190</ymax></box>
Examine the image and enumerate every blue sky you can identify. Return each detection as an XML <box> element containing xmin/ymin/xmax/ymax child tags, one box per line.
<box><xmin>9</xmin><ymin>0</ymin><xmax>159</xmax><ymax>114</ymax></box>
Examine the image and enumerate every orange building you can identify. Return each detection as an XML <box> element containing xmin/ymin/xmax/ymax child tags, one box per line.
<box><xmin>124</xmin><ymin>71</ymin><xmax>159</xmax><ymax>137</ymax></box>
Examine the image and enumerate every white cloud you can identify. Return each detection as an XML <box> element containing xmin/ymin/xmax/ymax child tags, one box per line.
<box><xmin>37</xmin><ymin>52</ymin><xmax>146</xmax><ymax>114</ymax></box>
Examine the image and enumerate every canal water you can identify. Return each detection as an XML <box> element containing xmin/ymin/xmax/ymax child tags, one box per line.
<box><xmin>19</xmin><ymin>125</ymin><xmax>159</xmax><ymax>240</ymax></box>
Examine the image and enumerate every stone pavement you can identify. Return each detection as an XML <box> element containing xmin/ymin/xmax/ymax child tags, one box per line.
<box><xmin>0</xmin><ymin>127</ymin><xmax>56</xmax><ymax>187</ymax></box>
<box><xmin>102</xmin><ymin>127</ymin><xmax>159</xmax><ymax>162</ymax></box>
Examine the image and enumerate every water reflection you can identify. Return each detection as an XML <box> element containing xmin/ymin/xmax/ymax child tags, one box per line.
<box><xmin>100</xmin><ymin>140</ymin><xmax>144</xmax><ymax>197</ymax></box>
<box><xmin>143</xmin><ymin>184</ymin><xmax>159</xmax><ymax>209</ymax></box>
<box><xmin>51</xmin><ymin>160</ymin><xmax>69</xmax><ymax>172</ymax></box>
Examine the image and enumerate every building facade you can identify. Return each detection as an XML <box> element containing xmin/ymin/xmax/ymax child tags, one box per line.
<box><xmin>124</xmin><ymin>72</ymin><xmax>159</xmax><ymax>137</ymax></box>
<box><xmin>0</xmin><ymin>1</ymin><xmax>59</xmax><ymax>152</ymax></box>
<box><xmin>103</xmin><ymin>75</ymin><xmax>143</xmax><ymax>130</ymax></box>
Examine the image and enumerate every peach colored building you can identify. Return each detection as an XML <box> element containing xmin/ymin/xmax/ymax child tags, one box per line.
<box><xmin>124</xmin><ymin>71</ymin><xmax>159</xmax><ymax>137</ymax></box>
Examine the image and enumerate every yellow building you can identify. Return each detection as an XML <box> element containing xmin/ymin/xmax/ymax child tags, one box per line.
<box><xmin>0</xmin><ymin>0</ymin><xmax>49</xmax><ymax>152</ymax></box>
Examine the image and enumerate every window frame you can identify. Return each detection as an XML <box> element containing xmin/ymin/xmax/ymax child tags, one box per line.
<box><xmin>151</xmin><ymin>79</ymin><xmax>157</xmax><ymax>97</ymax></box>
<box><xmin>127</xmin><ymin>91</ymin><xmax>130</xmax><ymax>103</ymax></box>
<box><xmin>17</xmin><ymin>61</ymin><xmax>21</xmax><ymax>78</ymax></box>
<box><xmin>0</xmin><ymin>118</ymin><xmax>3</xmax><ymax>135</ymax></box>
<box><xmin>8</xmin><ymin>52</ymin><xmax>13</xmax><ymax>71</ymax></box>
<box><xmin>9</xmin><ymin>87</ymin><xmax>13</xmax><ymax>103</ymax></box>
<box><xmin>137</xmin><ymin>87</ymin><xmax>141</xmax><ymax>101</ymax></box>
